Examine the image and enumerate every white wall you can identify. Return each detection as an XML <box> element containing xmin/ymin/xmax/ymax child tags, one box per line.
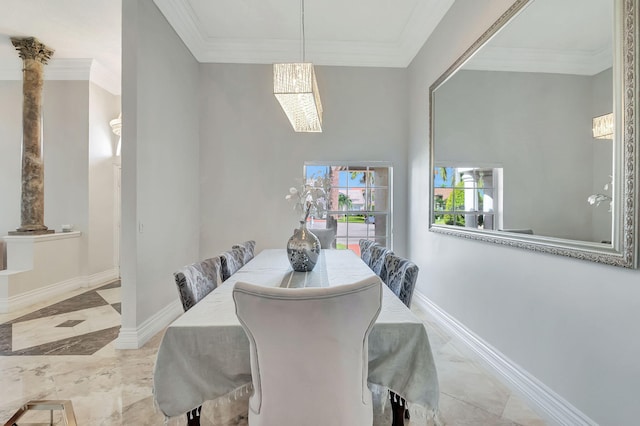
<box><xmin>408</xmin><ymin>1</ymin><xmax>640</xmax><ymax>424</ymax></box>
<box><xmin>88</xmin><ymin>83</ymin><xmax>120</xmax><ymax>276</ymax></box>
<box><xmin>120</xmin><ymin>0</ymin><xmax>201</xmax><ymax>341</ymax></box>
<box><xmin>198</xmin><ymin>64</ymin><xmax>408</xmax><ymax>258</ymax></box>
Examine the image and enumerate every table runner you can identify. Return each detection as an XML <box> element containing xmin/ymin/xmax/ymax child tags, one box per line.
<box><xmin>153</xmin><ymin>249</ymin><xmax>440</xmax><ymax>421</ymax></box>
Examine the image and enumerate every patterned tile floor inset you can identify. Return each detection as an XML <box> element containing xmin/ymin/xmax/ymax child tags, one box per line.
<box><xmin>0</xmin><ymin>281</ymin><xmax>548</xmax><ymax>425</ymax></box>
<box><xmin>0</xmin><ymin>281</ymin><xmax>121</xmax><ymax>356</ymax></box>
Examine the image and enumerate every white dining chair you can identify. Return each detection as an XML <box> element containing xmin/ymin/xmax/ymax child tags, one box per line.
<box><xmin>233</xmin><ymin>277</ymin><xmax>382</xmax><ymax>426</ymax></box>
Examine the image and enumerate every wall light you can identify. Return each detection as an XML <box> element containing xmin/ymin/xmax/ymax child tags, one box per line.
<box><xmin>110</xmin><ymin>113</ymin><xmax>122</xmax><ymax>156</ymax></box>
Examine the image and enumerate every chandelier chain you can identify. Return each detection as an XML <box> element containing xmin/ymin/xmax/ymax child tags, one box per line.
<box><xmin>301</xmin><ymin>0</ymin><xmax>306</xmax><ymax>62</ymax></box>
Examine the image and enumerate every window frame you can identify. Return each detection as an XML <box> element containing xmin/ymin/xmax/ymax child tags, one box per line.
<box><xmin>303</xmin><ymin>161</ymin><xmax>393</xmax><ymax>252</ymax></box>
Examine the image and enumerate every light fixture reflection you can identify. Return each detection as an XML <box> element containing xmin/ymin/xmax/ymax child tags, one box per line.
<box><xmin>592</xmin><ymin>113</ymin><xmax>614</xmax><ymax>139</ymax></box>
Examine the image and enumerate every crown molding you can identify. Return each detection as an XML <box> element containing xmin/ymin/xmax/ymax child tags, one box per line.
<box><xmin>464</xmin><ymin>45</ymin><xmax>613</xmax><ymax>76</ymax></box>
<box><xmin>0</xmin><ymin>58</ymin><xmax>120</xmax><ymax>95</ymax></box>
<box><xmin>154</xmin><ymin>0</ymin><xmax>454</xmax><ymax>68</ymax></box>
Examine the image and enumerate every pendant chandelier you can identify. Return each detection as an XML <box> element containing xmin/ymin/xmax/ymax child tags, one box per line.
<box><xmin>592</xmin><ymin>113</ymin><xmax>614</xmax><ymax>140</ymax></box>
<box><xmin>273</xmin><ymin>0</ymin><xmax>323</xmax><ymax>132</ymax></box>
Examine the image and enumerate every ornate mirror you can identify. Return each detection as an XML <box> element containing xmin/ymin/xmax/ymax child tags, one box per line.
<box><xmin>429</xmin><ymin>0</ymin><xmax>638</xmax><ymax>267</ymax></box>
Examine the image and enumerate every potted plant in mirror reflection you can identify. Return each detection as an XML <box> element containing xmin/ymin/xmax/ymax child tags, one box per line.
<box><xmin>587</xmin><ymin>177</ymin><xmax>613</xmax><ymax>212</ymax></box>
<box><xmin>284</xmin><ymin>179</ymin><xmax>329</xmax><ymax>272</ymax></box>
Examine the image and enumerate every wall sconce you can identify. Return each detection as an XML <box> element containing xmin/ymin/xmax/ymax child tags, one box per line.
<box><xmin>592</xmin><ymin>113</ymin><xmax>613</xmax><ymax>139</ymax></box>
<box><xmin>110</xmin><ymin>113</ymin><xmax>122</xmax><ymax>156</ymax></box>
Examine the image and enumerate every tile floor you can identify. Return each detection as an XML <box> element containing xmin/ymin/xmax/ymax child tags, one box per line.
<box><xmin>0</xmin><ymin>282</ymin><xmax>546</xmax><ymax>425</ymax></box>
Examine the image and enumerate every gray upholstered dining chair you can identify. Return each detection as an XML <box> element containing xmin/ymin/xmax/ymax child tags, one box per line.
<box><xmin>232</xmin><ymin>240</ymin><xmax>256</xmax><ymax>264</ymax></box>
<box><xmin>368</xmin><ymin>244</ymin><xmax>392</xmax><ymax>281</ymax></box>
<box><xmin>383</xmin><ymin>254</ymin><xmax>419</xmax><ymax>308</ymax></box>
<box><xmin>233</xmin><ymin>277</ymin><xmax>382</xmax><ymax>426</ymax></box>
<box><xmin>173</xmin><ymin>256</ymin><xmax>223</xmax><ymax>425</ymax></box>
<box><xmin>310</xmin><ymin>227</ymin><xmax>337</xmax><ymax>249</ymax></box>
<box><xmin>220</xmin><ymin>248</ymin><xmax>245</xmax><ymax>281</ymax></box>
<box><xmin>173</xmin><ymin>256</ymin><xmax>223</xmax><ymax>312</ymax></box>
<box><xmin>359</xmin><ymin>239</ymin><xmax>375</xmax><ymax>264</ymax></box>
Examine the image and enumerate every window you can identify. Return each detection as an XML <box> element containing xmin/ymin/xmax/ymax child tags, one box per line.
<box><xmin>433</xmin><ymin>166</ymin><xmax>503</xmax><ymax>230</ymax></box>
<box><xmin>304</xmin><ymin>163</ymin><xmax>392</xmax><ymax>255</ymax></box>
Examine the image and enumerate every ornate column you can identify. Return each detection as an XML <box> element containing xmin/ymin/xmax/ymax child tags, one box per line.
<box><xmin>9</xmin><ymin>37</ymin><xmax>54</xmax><ymax>235</ymax></box>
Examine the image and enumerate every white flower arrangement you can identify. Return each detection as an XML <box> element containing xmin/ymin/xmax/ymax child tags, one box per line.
<box><xmin>587</xmin><ymin>177</ymin><xmax>613</xmax><ymax>211</ymax></box>
<box><xmin>285</xmin><ymin>178</ymin><xmax>329</xmax><ymax>222</ymax></box>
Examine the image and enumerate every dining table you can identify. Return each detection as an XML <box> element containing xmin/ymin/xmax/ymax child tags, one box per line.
<box><xmin>153</xmin><ymin>249</ymin><xmax>440</xmax><ymax>423</ymax></box>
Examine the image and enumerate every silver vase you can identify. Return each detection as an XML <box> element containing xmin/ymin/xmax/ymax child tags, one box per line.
<box><xmin>287</xmin><ymin>221</ymin><xmax>321</xmax><ymax>272</ymax></box>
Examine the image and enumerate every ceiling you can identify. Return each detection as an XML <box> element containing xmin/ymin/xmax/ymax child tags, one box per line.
<box><xmin>0</xmin><ymin>0</ymin><xmax>121</xmax><ymax>93</ymax></box>
<box><xmin>0</xmin><ymin>0</ymin><xmax>453</xmax><ymax>95</ymax></box>
<box><xmin>0</xmin><ymin>0</ymin><xmax>613</xmax><ymax>96</ymax></box>
<box><xmin>464</xmin><ymin>0</ymin><xmax>613</xmax><ymax>76</ymax></box>
<box><xmin>152</xmin><ymin>0</ymin><xmax>454</xmax><ymax>67</ymax></box>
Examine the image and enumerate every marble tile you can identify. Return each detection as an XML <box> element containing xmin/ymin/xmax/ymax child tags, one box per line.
<box><xmin>11</xmin><ymin>305</ymin><xmax>120</xmax><ymax>351</ymax></box>
<box><xmin>97</xmin><ymin>287</ymin><xmax>121</xmax><ymax>304</ymax></box>
<box><xmin>98</xmin><ymin>280</ymin><xmax>122</xmax><ymax>290</ymax></box>
<box><xmin>439</xmin><ymin>393</ymin><xmax>520</xmax><ymax>425</ymax></box>
<box><xmin>0</xmin><ymin>283</ymin><xmax>548</xmax><ymax>426</ymax></box>
<box><xmin>11</xmin><ymin>326</ymin><xmax>120</xmax><ymax>356</ymax></box>
<box><xmin>5</xmin><ymin>290</ymin><xmax>110</xmax><ymax>324</ymax></box>
<box><xmin>111</xmin><ymin>302</ymin><xmax>122</xmax><ymax>314</ymax></box>
<box><xmin>502</xmin><ymin>394</ymin><xmax>547</xmax><ymax>426</ymax></box>
<box><xmin>0</xmin><ymin>360</ymin><xmax>58</xmax><ymax>408</ymax></box>
<box><xmin>56</xmin><ymin>319</ymin><xmax>85</xmax><ymax>327</ymax></box>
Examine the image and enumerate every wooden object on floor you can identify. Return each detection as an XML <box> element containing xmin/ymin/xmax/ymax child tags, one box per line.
<box><xmin>3</xmin><ymin>400</ymin><xmax>77</xmax><ymax>426</ymax></box>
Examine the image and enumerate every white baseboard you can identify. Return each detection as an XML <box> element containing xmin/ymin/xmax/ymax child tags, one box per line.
<box><xmin>87</xmin><ymin>267</ymin><xmax>120</xmax><ymax>288</ymax></box>
<box><xmin>412</xmin><ymin>291</ymin><xmax>597</xmax><ymax>426</ymax></box>
<box><xmin>0</xmin><ymin>267</ymin><xmax>120</xmax><ymax>313</ymax></box>
<box><xmin>114</xmin><ymin>299</ymin><xmax>182</xmax><ymax>349</ymax></box>
<box><xmin>0</xmin><ymin>275</ymin><xmax>87</xmax><ymax>313</ymax></box>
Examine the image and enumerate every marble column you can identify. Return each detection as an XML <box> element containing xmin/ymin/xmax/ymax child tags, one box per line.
<box><xmin>9</xmin><ymin>37</ymin><xmax>54</xmax><ymax>235</ymax></box>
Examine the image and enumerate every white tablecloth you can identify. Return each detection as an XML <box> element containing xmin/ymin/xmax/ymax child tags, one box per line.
<box><xmin>153</xmin><ymin>249</ymin><xmax>439</xmax><ymax>419</ymax></box>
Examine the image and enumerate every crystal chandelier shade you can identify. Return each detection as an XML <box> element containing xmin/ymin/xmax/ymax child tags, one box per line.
<box><xmin>273</xmin><ymin>0</ymin><xmax>323</xmax><ymax>133</ymax></box>
<box><xmin>592</xmin><ymin>113</ymin><xmax>614</xmax><ymax>139</ymax></box>
<box><xmin>274</xmin><ymin>63</ymin><xmax>323</xmax><ymax>132</ymax></box>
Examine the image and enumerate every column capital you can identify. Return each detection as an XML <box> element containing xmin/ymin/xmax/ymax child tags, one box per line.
<box><xmin>10</xmin><ymin>37</ymin><xmax>54</xmax><ymax>64</ymax></box>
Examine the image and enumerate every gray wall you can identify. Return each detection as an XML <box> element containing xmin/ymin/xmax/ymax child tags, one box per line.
<box><xmin>590</xmin><ymin>68</ymin><xmax>614</xmax><ymax>243</ymax></box>
<box><xmin>0</xmin><ymin>80</ymin><xmax>119</xmax><ymax>277</ymax></box>
<box><xmin>0</xmin><ymin>81</ymin><xmax>22</xmax><ymax>236</ymax></box>
<box><xmin>1</xmin><ymin>81</ymin><xmax>89</xmax><ymax>237</ymax></box>
<box><xmin>435</xmin><ymin>69</ymin><xmax>611</xmax><ymax>242</ymax></box>
<box><xmin>408</xmin><ymin>1</ymin><xmax>640</xmax><ymax>424</ymax></box>
<box><xmin>120</xmin><ymin>0</ymin><xmax>201</xmax><ymax>334</ymax></box>
<box><xmin>0</xmin><ymin>78</ymin><xmax>120</xmax><ymax>277</ymax></box>
<box><xmin>88</xmin><ymin>83</ymin><xmax>121</xmax><ymax>275</ymax></box>
<box><xmin>198</xmin><ymin>64</ymin><xmax>408</xmax><ymax>258</ymax></box>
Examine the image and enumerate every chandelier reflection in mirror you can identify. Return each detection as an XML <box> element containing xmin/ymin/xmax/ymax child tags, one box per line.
<box><xmin>592</xmin><ymin>113</ymin><xmax>614</xmax><ymax>139</ymax></box>
<box><xmin>273</xmin><ymin>0</ymin><xmax>323</xmax><ymax>132</ymax></box>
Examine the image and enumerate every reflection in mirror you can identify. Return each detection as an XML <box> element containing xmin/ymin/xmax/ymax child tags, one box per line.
<box><xmin>429</xmin><ymin>0</ymin><xmax>638</xmax><ymax>267</ymax></box>
<box><xmin>433</xmin><ymin>166</ymin><xmax>503</xmax><ymax>231</ymax></box>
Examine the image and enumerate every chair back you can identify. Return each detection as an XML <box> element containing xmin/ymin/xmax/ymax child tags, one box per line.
<box><xmin>310</xmin><ymin>228</ymin><xmax>336</xmax><ymax>249</ymax></box>
<box><xmin>232</xmin><ymin>240</ymin><xmax>256</xmax><ymax>264</ymax></box>
<box><xmin>233</xmin><ymin>277</ymin><xmax>382</xmax><ymax>426</ymax></box>
<box><xmin>384</xmin><ymin>254</ymin><xmax>419</xmax><ymax>308</ymax></box>
<box><xmin>359</xmin><ymin>239</ymin><xmax>375</xmax><ymax>264</ymax></box>
<box><xmin>368</xmin><ymin>244</ymin><xmax>392</xmax><ymax>280</ymax></box>
<box><xmin>220</xmin><ymin>249</ymin><xmax>244</xmax><ymax>281</ymax></box>
<box><xmin>174</xmin><ymin>256</ymin><xmax>222</xmax><ymax>312</ymax></box>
